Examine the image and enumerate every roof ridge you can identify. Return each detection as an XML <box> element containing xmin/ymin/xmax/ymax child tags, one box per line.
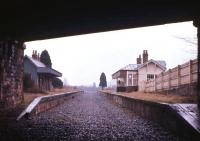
<box><xmin>137</xmin><ymin>59</ymin><xmax>166</xmax><ymax>70</ymax></box>
<box><xmin>26</xmin><ymin>55</ymin><xmax>46</xmax><ymax>67</ymax></box>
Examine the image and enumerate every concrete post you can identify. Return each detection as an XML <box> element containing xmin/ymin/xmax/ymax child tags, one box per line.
<box><xmin>193</xmin><ymin>20</ymin><xmax>200</xmax><ymax>109</ymax></box>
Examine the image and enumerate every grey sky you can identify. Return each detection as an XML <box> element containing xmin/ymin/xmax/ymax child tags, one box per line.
<box><xmin>25</xmin><ymin>21</ymin><xmax>197</xmax><ymax>86</ymax></box>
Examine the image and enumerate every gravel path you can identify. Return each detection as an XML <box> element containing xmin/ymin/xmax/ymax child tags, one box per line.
<box><xmin>5</xmin><ymin>91</ymin><xmax>184</xmax><ymax>141</ymax></box>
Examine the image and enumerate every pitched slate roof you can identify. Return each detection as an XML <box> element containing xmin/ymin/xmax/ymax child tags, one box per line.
<box><xmin>24</xmin><ymin>55</ymin><xmax>62</xmax><ymax>77</ymax></box>
<box><xmin>156</xmin><ymin>60</ymin><xmax>166</xmax><ymax>68</ymax></box>
<box><xmin>117</xmin><ymin>59</ymin><xmax>166</xmax><ymax>72</ymax></box>
<box><xmin>37</xmin><ymin>67</ymin><xmax>62</xmax><ymax>77</ymax></box>
<box><xmin>26</xmin><ymin>56</ymin><xmax>46</xmax><ymax>67</ymax></box>
<box><xmin>120</xmin><ymin>64</ymin><xmax>142</xmax><ymax>71</ymax></box>
<box><xmin>112</xmin><ymin>59</ymin><xmax>166</xmax><ymax>77</ymax></box>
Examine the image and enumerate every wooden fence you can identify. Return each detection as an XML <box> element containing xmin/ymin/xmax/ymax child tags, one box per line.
<box><xmin>145</xmin><ymin>59</ymin><xmax>197</xmax><ymax>95</ymax></box>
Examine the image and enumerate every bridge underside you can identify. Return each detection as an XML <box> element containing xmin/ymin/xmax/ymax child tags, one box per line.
<box><xmin>0</xmin><ymin>2</ymin><xmax>200</xmax><ymax>109</ymax></box>
<box><xmin>0</xmin><ymin>2</ymin><xmax>199</xmax><ymax>41</ymax></box>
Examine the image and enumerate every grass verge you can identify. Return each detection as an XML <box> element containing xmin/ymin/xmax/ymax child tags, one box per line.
<box><xmin>102</xmin><ymin>90</ymin><xmax>197</xmax><ymax>104</ymax></box>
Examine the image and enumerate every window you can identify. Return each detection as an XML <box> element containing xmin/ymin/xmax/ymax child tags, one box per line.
<box><xmin>117</xmin><ymin>79</ymin><xmax>125</xmax><ymax>86</ymax></box>
<box><xmin>132</xmin><ymin>74</ymin><xmax>137</xmax><ymax>79</ymax></box>
<box><xmin>128</xmin><ymin>74</ymin><xmax>132</xmax><ymax>86</ymax></box>
<box><xmin>128</xmin><ymin>74</ymin><xmax>132</xmax><ymax>79</ymax></box>
<box><xmin>147</xmin><ymin>74</ymin><xmax>154</xmax><ymax>81</ymax></box>
<box><xmin>128</xmin><ymin>79</ymin><xmax>132</xmax><ymax>86</ymax></box>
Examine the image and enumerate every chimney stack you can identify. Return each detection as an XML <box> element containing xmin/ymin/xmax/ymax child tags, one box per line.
<box><xmin>143</xmin><ymin>50</ymin><xmax>148</xmax><ymax>63</ymax></box>
<box><xmin>32</xmin><ymin>50</ymin><xmax>36</xmax><ymax>59</ymax></box>
<box><xmin>32</xmin><ymin>50</ymin><xmax>35</xmax><ymax>58</ymax></box>
<box><xmin>35</xmin><ymin>50</ymin><xmax>37</xmax><ymax>59</ymax></box>
<box><xmin>137</xmin><ymin>55</ymin><xmax>142</xmax><ymax>64</ymax></box>
<box><xmin>38</xmin><ymin>53</ymin><xmax>40</xmax><ymax>60</ymax></box>
<box><xmin>32</xmin><ymin>50</ymin><xmax>39</xmax><ymax>60</ymax></box>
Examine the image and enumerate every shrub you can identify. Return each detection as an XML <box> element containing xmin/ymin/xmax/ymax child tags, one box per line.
<box><xmin>52</xmin><ymin>77</ymin><xmax>63</xmax><ymax>88</ymax></box>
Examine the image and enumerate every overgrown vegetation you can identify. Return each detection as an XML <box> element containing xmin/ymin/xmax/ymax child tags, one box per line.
<box><xmin>52</xmin><ymin>77</ymin><xmax>63</xmax><ymax>88</ymax></box>
<box><xmin>103</xmin><ymin>90</ymin><xmax>197</xmax><ymax>104</ymax></box>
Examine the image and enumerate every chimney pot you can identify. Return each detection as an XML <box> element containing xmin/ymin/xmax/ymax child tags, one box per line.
<box><xmin>32</xmin><ymin>50</ymin><xmax>34</xmax><ymax>58</ymax></box>
<box><xmin>32</xmin><ymin>50</ymin><xmax>38</xmax><ymax>59</ymax></box>
<box><xmin>137</xmin><ymin>54</ymin><xmax>142</xmax><ymax>64</ymax></box>
<box><xmin>38</xmin><ymin>53</ymin><xmax>40</xmax><ymax>60</ymax></box>
<box><xmin>143</xmin><ymin>50</ymin><xmax>148</xmax><ymax>63</ymax></box>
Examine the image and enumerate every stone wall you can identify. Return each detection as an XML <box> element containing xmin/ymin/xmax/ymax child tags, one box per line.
<box><xmin>0</xmin><ymin>40</ymin><xmax>25</xmax><ymax>109</ymax></box>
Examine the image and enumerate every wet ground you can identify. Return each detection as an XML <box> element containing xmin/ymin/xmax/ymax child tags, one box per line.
<box><xmin>0</xmin><ymin>91</ymin><xmax>185</xmax><ymax>141</ymax></box>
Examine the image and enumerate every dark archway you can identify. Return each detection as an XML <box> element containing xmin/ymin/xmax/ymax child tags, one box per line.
<box><xmin>0</xmin><ymin>2</ymin><xmax>199</xmax><ymax>108</ymax></box>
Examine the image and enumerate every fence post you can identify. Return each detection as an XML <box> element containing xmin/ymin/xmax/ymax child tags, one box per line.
<box><xmin>168</xmin><ymin>69</ymin><xmax>171</xmax><ymax>91</ymax></box>
<box><xmin>161</xmin><ymin>72</ymin><xmax>163</xmax><ymax>91</ymax></box>
<box><xmin>178</xmin><ymin>65</ymin><xmax>181</xmax><ymax>87</ymax></box>
<box><xmin>189</xmin><ymin>60</ymin><xmax>193</xmax><ymax>84</ymax></box>
<box><xmin>189</xmin><ymin>60</ymin><xmax>193</xmax><ymax>95</ymax></box>
<box><xmin>155</xmin><ymin>76</ymin><xmax>157</xmax><ymax>92</ymax></box>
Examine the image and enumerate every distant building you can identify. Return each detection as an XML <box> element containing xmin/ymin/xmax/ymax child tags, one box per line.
<box><xmin>24</xmin><ymin>50</ymin><xmax>62</xmax><ymax>91</ymax></box>
<box><xmin>112</xmin><ymin>50</ymin><xmax>166</xmax><ymax>92</ymax></box>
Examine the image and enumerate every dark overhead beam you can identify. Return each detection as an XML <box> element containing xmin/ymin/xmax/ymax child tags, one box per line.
<box><xmin>0</xmin><ymin>2</ymin><xmax>199</xmax><ymax>41</ymax></box>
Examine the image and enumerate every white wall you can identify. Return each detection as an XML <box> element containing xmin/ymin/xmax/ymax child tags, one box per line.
<box><xmin>138</xmin><ymin>62</ymin><xmax>164</xmax><ymax>91</ymax></box>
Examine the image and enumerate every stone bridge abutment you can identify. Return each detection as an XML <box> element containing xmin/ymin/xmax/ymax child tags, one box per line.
<box><xmin>194</xmin><ymin>19</ymin><xmax>200</xmax><ymax>109</ymax></box>
<box><xmin>0</xmin><ymin>39</ymin><xmax>25</xmax><ymax>109</ymax></box>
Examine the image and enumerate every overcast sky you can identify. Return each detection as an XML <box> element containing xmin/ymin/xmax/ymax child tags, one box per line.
<box><xmin>25</xmin><ymin>21</ymin><xmax>197</xmax><ymax>86</ymax></box>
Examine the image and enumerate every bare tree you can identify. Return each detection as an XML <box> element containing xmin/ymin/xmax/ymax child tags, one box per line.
<box><xmin>174</xmin><ymin>35</ymin><xmax>197</xmax><ymax>55</ymax></box>
<box><xmin>175</xmin><ymin>36</ymin><xmax>197</xmax><ymax>45</ymax></box>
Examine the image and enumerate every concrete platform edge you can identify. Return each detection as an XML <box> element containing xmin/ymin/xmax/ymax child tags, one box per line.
<box><xmin>100</xmin><ymin>91</ymin><xmax>200</xmax><ymax>141</ymax></box>
<box><xmin>17</xmin><ymin>91</ymin><xmax>83</xmax><ymax>120</ymax></box>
